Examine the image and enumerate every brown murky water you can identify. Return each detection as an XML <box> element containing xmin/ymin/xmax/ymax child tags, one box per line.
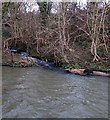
<box><xmin>2</xmin><ymin>66</ymin><xmax>108</xmax><ymax>118</ymax></box>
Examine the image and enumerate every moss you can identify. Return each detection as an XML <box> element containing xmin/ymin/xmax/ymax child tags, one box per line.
<box><xmin>61</xmin><ymin>63</ymin><xmax>82</xmax><ymax>69</ymax></box>
<box><xmin>31</xmin><ymin>52</ymin><xmax>41</xmax><ymax>59</ymax></box>
<box><xmin>89</xmin><ymin>62</ymin><xmax>108</xmax><ymax>71</ymax></box>
<box><xmin>61</xmin><ymin>63</ymin><xmax>71</xmax><ymax>69</ymax></box>
<box><xmin>73</xmin><ymin>63</ymin><xmax>81</xmax><ymax>69</ymax></box>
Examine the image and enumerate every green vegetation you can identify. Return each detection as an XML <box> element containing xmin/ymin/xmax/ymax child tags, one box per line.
<box><xmin>61</xmin><ymin>63</ymin><xmax>82</xmax><ymax>69</ymax></box>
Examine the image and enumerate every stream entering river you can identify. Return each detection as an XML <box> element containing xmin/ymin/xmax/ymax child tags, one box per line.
<box><xmin>2</xmin><ymin>66</ymin><xmax>109</xmax><ymax>118</ymax></box>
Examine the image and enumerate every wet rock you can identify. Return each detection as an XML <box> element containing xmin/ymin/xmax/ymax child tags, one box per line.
<box><xmin>10</xmin><ymin>57</ymin><xmax>36</xmax><ymax>67</ymax></box>
<box><xmin>2</xmin><ymin>49</ymin><xmax>36</xmax><ymax>67</ymax></box>
<box><xmin>2</xmin><ymin>49</ymin><xmax>53</xmax><ymax>68</ymax></box>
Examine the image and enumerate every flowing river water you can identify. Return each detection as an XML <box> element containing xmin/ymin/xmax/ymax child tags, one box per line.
<box><xmin>2</xmin><ymin>66</ymin><xmax>109</xmax><ymax>118</ymax></box>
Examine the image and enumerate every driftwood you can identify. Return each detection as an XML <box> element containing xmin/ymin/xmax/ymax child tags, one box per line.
<box><xmin>65</xmin><ymin>68</ymin><xmax>110</xmax><ymax>77</ymax></box>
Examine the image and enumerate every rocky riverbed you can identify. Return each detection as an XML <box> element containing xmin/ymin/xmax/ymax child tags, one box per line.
<box><xmin>2</xmin><ymin>49</ymin><xmax>36</xmax><ymax>67</ymax></box>
<box><xmin>2</xmin><ymin>49</ymin><xmax>55</xmax><ymax>68</ymax></box>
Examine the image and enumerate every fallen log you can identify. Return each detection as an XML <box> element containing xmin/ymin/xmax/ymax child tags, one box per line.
<box><xmin>65</xmin><ymin>68</ymin><xmax>110</xmax><ymax>77</ymax></box>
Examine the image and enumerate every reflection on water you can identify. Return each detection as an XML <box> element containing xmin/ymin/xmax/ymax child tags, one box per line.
<box><xmin>2</xmin><ymin>66</ymin><xmax>108</xmax><ymax>118</ymax></box>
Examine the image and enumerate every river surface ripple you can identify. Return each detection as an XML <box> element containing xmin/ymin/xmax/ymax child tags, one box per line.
<box><xmin>2</xmin><ymin>66</ymin><xmax>109</xmax><ymax>118</ymax></box>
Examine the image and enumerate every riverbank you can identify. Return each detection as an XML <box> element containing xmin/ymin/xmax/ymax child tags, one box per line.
<box><xmin>2</xmin><ymin>49</ymin><xmax>35</xmax><ymax>67</ymax></box>
<box><xmin>2</xmin><ymin>49</ymin><xmax>110</xmax><ymax>73</ymax></box>
<box><xmin>29</xmin><ymin>44</ymin><xmax>110</xmax><ymax>72</ymax></box>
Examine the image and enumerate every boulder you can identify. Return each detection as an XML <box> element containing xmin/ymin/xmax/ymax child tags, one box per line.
<box><xmin>2</xmin><ymin>49</ymin><xmax>36</xmax><ymax>67</ymax></box>
<box><xmin>11</xmin><ymin>57</ymin><xmax>36</xmax><ymax>67</ymax></box>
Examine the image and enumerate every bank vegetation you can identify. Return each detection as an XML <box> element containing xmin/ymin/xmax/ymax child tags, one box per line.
<box><xmin>2</xmin><ymin>1</ymin><xmax>110</xmax><ymax>70</ymax></box>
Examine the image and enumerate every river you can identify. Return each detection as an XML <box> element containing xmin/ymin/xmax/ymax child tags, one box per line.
<box><xmin>2</xmin><ymin>66</ymin><xmax>109</xmax><ymax>118</ymax></box>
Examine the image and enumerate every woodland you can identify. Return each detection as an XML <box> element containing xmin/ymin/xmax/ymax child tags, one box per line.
<box><xmin>2</xmin><ymin>1</ymin><xmax>110</xmax><ymax>70</ymax></box>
